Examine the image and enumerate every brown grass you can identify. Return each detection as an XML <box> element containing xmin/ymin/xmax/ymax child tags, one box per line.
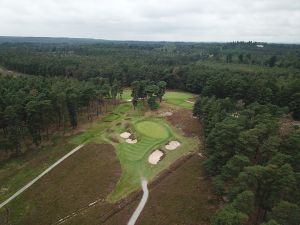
<box><xmin>3</xmin><ymin>143</ymin><xmax>121</xmax><ymax>225</ymax></box>
<box><xmin>105</xmin><ymin>156</ymin><xmax>218</xmax><ymax>225</ymax></box>
<box><xmin>167</xmin><ymin>109</ymin><xmax>202</xmax><ymax>137</ymax></box>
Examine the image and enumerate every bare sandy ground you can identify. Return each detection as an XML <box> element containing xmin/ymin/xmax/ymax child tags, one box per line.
<box><xmin>160</xmin><ymin>112</ymin><xmax>173</xmax><ymax>117</ymax></box>
<box><xmin>148</xmin><ymin>150</ymin><xmax>164</xmax><ymax>165</ymax></box>
<box><xmin>165</xmin><ymin>141</ymin><xmax>181</xmax><ymax>150</ymax></box>
<box><xmin>185</xmin><ymin>100</ymin><xmax>195</xmax><ymax>104</ymax></box>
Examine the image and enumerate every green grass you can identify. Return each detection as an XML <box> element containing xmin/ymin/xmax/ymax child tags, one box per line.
<box><xmin>103</xmin><ymin>113</ymin><xmax>120</xmax><ymax>122</ymax></box>
<box><xmin>122</xmin><ymin>89</ymin><xmax>132</xmax><ymax>100</ymax></box>
<box><xmin>106</xmin><ymin>116</ymin><xmax>198</xmax><ymax>202</ymax></box>
<box><xmin>135</xmin><ymin>120</ymin><xmax>169</xmax><ymax>139</ymax></box>
<box><xmin>163</xmin><ymin>91</ymin><xmax>195</xmax><ymax>109</ymax></box>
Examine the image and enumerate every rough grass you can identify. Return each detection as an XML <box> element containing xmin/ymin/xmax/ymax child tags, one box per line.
<box><xmin>1</xmin><ymin>144</ymin><xmax>121</xmax><ymax>225</ymax></box>
<box><xmin>105</xmin><ymin>156</ymin><xmax>218</xmax><ymax>225</ymax></box>
<box><xmin>0</xmin><ymin>135</ymin><xmax>76</xmax><ymax>203</ymax></box>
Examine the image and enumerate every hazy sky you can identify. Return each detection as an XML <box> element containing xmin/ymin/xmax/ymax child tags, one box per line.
<box><xmin>0</xmin><ymin>0</ymin><xmax>299</xmax><ymax>43</ymax></box>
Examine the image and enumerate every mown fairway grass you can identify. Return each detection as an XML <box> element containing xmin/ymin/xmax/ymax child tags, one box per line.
<box><xmin>163</xmin><ymin>91</ymin><xmax>196</xmax><ymax>109</ymax></box>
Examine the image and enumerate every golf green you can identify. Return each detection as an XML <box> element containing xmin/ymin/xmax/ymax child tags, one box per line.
<box><xmin>135</xmin><ymin>121</ymin><xmax>169</xmax><ymax>139</ymax></box>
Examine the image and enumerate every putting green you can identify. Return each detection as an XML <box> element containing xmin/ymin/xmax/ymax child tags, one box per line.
<box><xmin>135</xmin><ymin>121</ymin><xmax>169</xmax><ymax>139</ymax></box>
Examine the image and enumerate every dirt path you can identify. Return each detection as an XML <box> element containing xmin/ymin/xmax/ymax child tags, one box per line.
<box><xmin>127</xmin><ymin>178</ymin><xmax>149</xmax><ymax>225</ymax></box>
<box><xmin>0</xmin><ymin>144</ymin><xmax>85</xmax><ymax>209</ymax></box>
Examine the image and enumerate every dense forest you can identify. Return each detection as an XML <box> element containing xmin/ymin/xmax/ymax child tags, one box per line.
<box><xmin>0</xmin><ymin>37</ymin><xmax>300</xmax><ymax>224</ymax></box>
<box><xmin>0</xmin><ymin>75</ymin><xmax>122</xmax><ymax>160</ymax></box>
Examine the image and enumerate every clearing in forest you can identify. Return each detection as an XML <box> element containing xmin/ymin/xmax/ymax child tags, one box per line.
<box><xmin>0</xmin><ymin>91</ymin><xmax>209</xmax><ymax>225</ymax></box>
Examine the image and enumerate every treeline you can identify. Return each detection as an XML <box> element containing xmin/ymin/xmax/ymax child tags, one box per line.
<box><xmin>194</xmin><ymin>97</ymin><xmax>300</xmax><ymax>224</ymax></box>
<box><xmin>183</xmin><ymin>63</ymin><xmax>300</xmax><ymax>120</ymax></box>
<box><xmin>0</xmin><ymin>75</ymin><xmax>122</xmax><ymax>160</ymax></box>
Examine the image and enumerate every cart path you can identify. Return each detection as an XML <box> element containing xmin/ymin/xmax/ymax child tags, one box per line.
<box><xmin>127</xmin><ymin>178</ymin><xmax>149</xmax><ymax>225</ymax></box>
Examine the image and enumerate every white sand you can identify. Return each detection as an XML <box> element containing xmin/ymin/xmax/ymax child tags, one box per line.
<box><xmin>126</xmin><ymin>138</ymin><xmax>138</xmax><ymax>144</ymax></box>
<box><xmin>160</xmin><ymin>112</ymin><xmax>173</xmax><ymax>117</ymax></box>
<box><xmin>186</xmin><ymin>100</ymin><xmax>195</xmax><ymax>104</ymax></box>
<box><xmin>148</xmin><ymin>150</ymin><xmax>164</xmax><ymax>165</ymax></box>
<box><xmin>120</xmin><ymin>132</ymin><xmax>131</xmax><ymax>139</ymax></box>
<box><xmin>165</xmin><ymin>141</ymin><xmax>181</xmax><ymax>150</ymax></box>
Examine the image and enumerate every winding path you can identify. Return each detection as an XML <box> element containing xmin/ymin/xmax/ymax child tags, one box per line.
<box><xmin>0</xmin><ymin>144</ymin><xmax>85</xmax><ymax>209</ymax></box>
<box><xmin>127</xmin><ymin>178</ymin><xmax>149</xmax><ymax>225</ymax></box>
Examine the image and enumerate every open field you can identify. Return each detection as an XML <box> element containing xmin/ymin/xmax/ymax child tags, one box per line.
<box><xmin>0</xmin><ymin>91</ymin><xmax>215</xmax><ymax>225</ymax></box>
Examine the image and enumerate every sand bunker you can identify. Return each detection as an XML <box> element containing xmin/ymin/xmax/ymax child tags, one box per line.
<box><xmin>186</xmin><ymin>100</ymin><xmax>195</xmax><ymax>104</ymax></box>
<box><xmin>126</xmin><ymin>138</ymin><xmax>138</xmax><ymax>144</ymax></box>
<box><xmin>160</xmin><ymin>111</ymin><xmax>173</xmax><ymax>117</ymax></box>
<box><xmin>148</xmin><ymin>150</ymin><xmax>164</xmax><ymax>165</ymax></box>
<box><xmin>120</xmin><ymin>132</ymin><xmax>131</xmax><ymax>139</ymax></box>
<box><xmin>165</xmin><ymin>141</ymin><xmax>181</xmax><ymax>150</ymax></box>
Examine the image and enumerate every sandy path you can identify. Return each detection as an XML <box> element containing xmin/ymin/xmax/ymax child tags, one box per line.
<box><xmin>0</xmin><ymin>144</ymin><xmax>85</xmax><ymax>209</ymax></box>
<box><xmin>127</xmin><ymin>178</ymin><xmax>149</xmax><ymax>225</ymax></box>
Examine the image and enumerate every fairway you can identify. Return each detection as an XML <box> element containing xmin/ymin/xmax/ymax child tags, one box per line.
<box><xmin>163</xmin><ymin>91</ymin><xmax>196</xmax><ymax>109</ymax></box>
<box><xmin>135</xmin><ymin>120</ymin><xmax>169</xmax><ymax>139</ymax></box>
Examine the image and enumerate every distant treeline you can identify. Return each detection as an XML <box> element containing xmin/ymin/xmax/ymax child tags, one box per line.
<box><xmin>0</xmin><ymin>41</ymin><xmax>299</xmax><ymax>119</ymax></box>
